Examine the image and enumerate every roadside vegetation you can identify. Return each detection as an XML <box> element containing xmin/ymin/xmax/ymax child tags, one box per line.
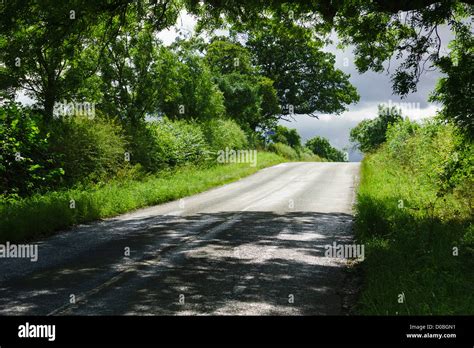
<box><xmin>1</xmin><ymin>1</ymin><xmax>472</xmax><ymax>317</ymax></box>
<box><xmin>352</xmin><ymin>109</ymin><xmax>474</xmax><ymax>314</ymax></box>
<box><xmin>0</xmin><ymin>99</ymin><xmax>343</xmax><ymax>243</ymax></box>
<box><xmin>1</xmin><ymin>3</ymin><xmax>352</xmax><ymax>242</ymax></box>
<box><xmin>0</xmin><ymin>152</ymin><xmax>285</xmax><ymax>243</ymax></box>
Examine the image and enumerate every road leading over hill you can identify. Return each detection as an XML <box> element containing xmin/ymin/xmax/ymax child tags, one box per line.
<box><xmin>0</xmin><ymin>162</ymin><xmax>360</xmax><ymax>315</ymax></box>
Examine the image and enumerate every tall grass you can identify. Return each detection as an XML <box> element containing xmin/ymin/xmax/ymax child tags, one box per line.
<box><xmin>0</xmin><ymin>152</ymin><xmax>284</xmax><ymax>243</ymax></box>
<box><xmin>354</xmin><ymin>121</ymin><xmax>474</xmax><ymax>314</ymax></box>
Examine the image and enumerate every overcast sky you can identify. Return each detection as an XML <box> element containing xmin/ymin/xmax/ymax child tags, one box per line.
<box><xmin>279</xmin><ymin>26</ymin><xmax>453</xmax><ymax>161</ymax></box>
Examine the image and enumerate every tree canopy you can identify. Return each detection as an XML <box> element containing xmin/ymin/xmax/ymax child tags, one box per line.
<box><xmin>246</xmin><ymin>20</ymin><xmax>359</xmax><ymax>118</ymax></box>
<box><xmin>350</xmin><ymin>105</ymin><xmax>404</xmax><ymax>153</ymax></box>
<box><xmin>0</xmin><ymin>0</ymin><xmax>472</xmax><ymax>140</ymax></box>
<box><xmin>187</xmin><ymin>0</ymin><xmax>473</xmax><ymax>95</ymax></box>
<box><xmin>306</xmin><ymin>136</ymin><xmax>346</xmax><ymax>162</ymax></box>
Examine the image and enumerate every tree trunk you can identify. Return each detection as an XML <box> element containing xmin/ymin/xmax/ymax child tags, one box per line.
<box><xmin>43</xmin><ymin>73</ymin><xmax>56</xmax><ymax>122</ymax></box>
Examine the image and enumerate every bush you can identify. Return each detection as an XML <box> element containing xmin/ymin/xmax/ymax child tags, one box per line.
<box><xmin>131</xmin><ymin>118</ymin><xmax>209</xmax><ymax>172</ymax></box>
<box><xmin>386</xmin><ymin>118</ymin><xmax>473</xmax><ymax>199</ymax></box>
<box><xmin>384</xmin><ymin>118</ymin><xmax>420</xmax><ymax>162</ymax></box>
<box><xmin>0</xmin><ymin>102</ymin><xmax>63</xmax><ymax>196</ymax></box>
<box><xmin>268</xmin><ymin>142</ymin><xmax>299</xmax><ymax>160</ymax></box>
<box><xmin>299</xmin><ymin>147</ymin><xmax>325</xmax><ymax>162</ymax></box>
<box><xmin>199</xmin><ymin>118</ymin><xmax>248</xmax><ymax>153</ymax></box>
<box><xmin>270</xmin><ymin>125</ymin><xmax>302</xmax><ymax>149</ymax></box>
<box><xmin>48</xmin><ymin>116</ymin><xmax>127</xmax><ymax>186</ymax></box>
<box><xmin>355</xmin><ymin>120</ymin><xmax>474</xmax><ymax>314</ymax></box>
<box><xmin>305</xmin><ymin>136</ymin><xmax>346</xmax><ymax>161</ymax></box>
<box><xmin>350</xmin><ymin>105</ymin><xmax>403</xmax><ymax>153</ymax></box>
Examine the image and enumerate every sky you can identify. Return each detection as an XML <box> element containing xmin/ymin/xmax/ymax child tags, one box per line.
<box><xmin>157</xmin><ymin>11</ymin><xmax>452</xmax><ymax>161</ymax></box>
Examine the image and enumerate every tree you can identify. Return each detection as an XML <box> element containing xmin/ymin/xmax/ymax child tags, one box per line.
<box><xmin>204</xmin><ymin>38</ymin><xmax>280</xmax><ymax>132</ymax></box>
<box><xmin>160</xmin><ymin>49</ymin><xmax>225</xmax><ymax>122</ymax></box>
<box><xmin>188</xmin><ymin>0</ymin><xmax>473</xmax><ymax>96</ymax></box>
<box><xmin>430</xmin><ymin>22</ymin><xmax>474</xmax><ymax>138</ymax></box>
<box><xmin>305</xmin><ymin>136</ymin><xmax>346</xmax><ymax>162</ymax></box>
<box><xmin>0</xmin><ymin>102</ymin><xmax>63</xmax><ymax>196</ymax></box>
<box><xmin>97</xmin><ymin>20</ymin><xmax>179</xmax><ymax>126</ymax></box>
<box><xmin>246</xmin><ymin>20</ymin><xmax>359</xmax><ymax>118</ymax></box>
<box><xmin>0</xmin><ymin>0</ymin><xmax>181</xmax><ymax>120</ymax></box>
<box><xmin>188</xmin><ymin>0</ymin><xmax>473</xmax><ymax>137</ymax></box>
<box><xmin>270</xmin><ymin>126</ymin><xmax>302</xmax><ymax>149</ymax></box>
<box><xmin>205</xmin><ymin>37</ymin><xmax>254</xmax><ymax>75</ymax></box>
<box><xmin>350</xmin><ymin>105</ymin><xmax>403</xmax><ymax>153</ymax></box>
<box><xmin>99</xmin><ymin>28</ymin><xmax>225</xmax><ymax>125</ymax></box>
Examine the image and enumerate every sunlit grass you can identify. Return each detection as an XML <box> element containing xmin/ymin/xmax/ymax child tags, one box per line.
<box><xmin>0</xmin><ymin>152</ymin><xmax>285</xmax><ymax>243</ymax></box>
<box><xmin>355</xmin><ymin>151</ymin><xmax>474</xmax><ymax>315</ymax></box>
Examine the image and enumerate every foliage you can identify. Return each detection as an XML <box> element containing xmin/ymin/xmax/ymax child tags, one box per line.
<box><xmin>355</xmin><ymin>121</ymin><xmax>473</xmax><ymax>314</ymax></box>
<box><xmin>305</xmin><ymin>136</ymin><xmax>346</xmax><ymax>162</ymax></box>
<box><xmin>189</xmin><ymin>0</ymin><xmax>473</xmax><ymax>97</ymax></box>
<box><xmin>268</xmin><ymin>142</ymin><xmax>300</xmax><ymax>161</ymax></box>
<box><xmin>199</xmin><ymin>118</ymin><xmax>248</xmax><ymax>152</ymax></box>
<box><xmin>430</xmin><ymin>22</ymin><xmax>474</xmax><ymax>138</ymax></box>
<box><xmin>48</xmin><ymin>115</ymin><xmax>127</xmax><ymax>186</ymax></box>
<box><xmin>98</xmin><ymin>22</ymin><xmax>179</xmax><ymax>125</ymax></box>
<box><xmin>246</xmin><ymin>19</ymin><xmax>359</xmax><ymax>117</ymax></box>
<box><xmin>204</xmin><ymin>39</ymin><xmax>280</xmax><ymax>132</ymax></box>
<box><xmin>130</xmin><ymin>118</ymin><xmax>209</xmax><ymax>172</ymax></box>
<box><xmin>385</xmin><ymin>118</ymin><xmax>474</xmax><ymax>202</ymax></box>
<box><xmin>270</xmin><ymin>125</ymin><xmax>302</xmax><ymax>149</ymax></box>
<box><xmin>299</xmin><ymin>147</ymin><xmax>325</xmax><ymax>162</ymax></box>
<box><xmin>0</xmin><ymin>0</ymin><xmax>181</xmax><ymax>119</ymax></box>
<box><xmin>159</xmin><ymin>53</ymin><xmax>225</xmax><ymax>122</ymax></box>
<box><xmin>205</xmin><ymin>38</ymin><xmax>254</xmax><ymax>75</ymax></box>
<box><xmin>214</xmin><ymin>73</ymin><xmax>261</xmax><ymax>132</ymax></box>
<box><xmin>0</xmin><ymin>103</ymin><xmax>63</xmax><ymax>196</ymax></box>
<box><xmin>350</xmin><ymin>105</ymin><xmax>403</xmax><ymax>153</ymax></box>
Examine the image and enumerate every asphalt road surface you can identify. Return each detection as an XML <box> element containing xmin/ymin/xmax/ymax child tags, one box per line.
<box><xmin>0</xmin><ymin>162</ymin><xmax>360</xmax><ymax>315</ymax></box>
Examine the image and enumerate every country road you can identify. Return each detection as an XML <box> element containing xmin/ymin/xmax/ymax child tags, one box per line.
<box><xmin>0</xmin><ymin>162</ymin><xmax>360</xmax><ymax>315</ymax></box>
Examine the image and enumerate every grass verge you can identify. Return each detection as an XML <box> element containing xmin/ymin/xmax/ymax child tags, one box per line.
<box><xmin>0</xmin><ymin>152</ymin><xmax>285</xmax><ymax>243</ymax></box>
<box><xmin>354</xmin><ymin>152</ymin><xmax>474</xmax><ymax>315</ymax></box>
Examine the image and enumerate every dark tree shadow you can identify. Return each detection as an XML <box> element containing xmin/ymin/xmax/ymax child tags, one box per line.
<box><xmin>0</xmin><ymin>211</ymin><xmax>356</xmax><ymax>316</ymax></box>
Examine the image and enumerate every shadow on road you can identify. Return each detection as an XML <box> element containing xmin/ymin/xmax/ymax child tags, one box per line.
<box><xmin>0</xmin><ymin>211</ymin><xmax>356</xmax><ymax>315</ymax></box>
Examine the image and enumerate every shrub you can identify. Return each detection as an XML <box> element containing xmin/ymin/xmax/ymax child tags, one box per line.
<box><xmin>299</xmin><ymin>147</ymin><xmax>324</xmax><ymax>162</ymax></box>
<box><xmin>0</xmin><ymin>102</ymin><xmax>63</xmax><ymax>196</ymax></box>
<box><xmin>305</xmin><ymin>136</ymin><xmax>346</xmax><ymax>161</ymax></box>
<box><xmin>268</xmin><ymin>142</ymin><xmax>299</xmax><ymax>160</ymax></box>
<box><xmin>350</xmin><ymin>105</ymin><xmax>403</xmax><ymax>153</ymax></box>
<box><xmin>385</xmin><ymin>118</ymin><xmax>473</xmax><ymax>200</ymax></box>
<box><xmin>131</xmin><ymin>118</ymin><xmax>209</xmax><ymax>172</ymax></box>
<box><xmin>199</xmin><ymin>118</ymin><xmax>248</xmax><ymax>153</ymax></box>
<box><xmin>48</xmin><ymin>116</ymin><xmax>127</xmax><ymax>186</ymax></box>
<box><xmin>354</xmin><ymin>120</ymin><xmax>474</xmax><ymax>314</ymax></box>
<box><xmin>384</xmin><ymin>118</ymin><xmax>420</xmax><ymax>162</ymax></box>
